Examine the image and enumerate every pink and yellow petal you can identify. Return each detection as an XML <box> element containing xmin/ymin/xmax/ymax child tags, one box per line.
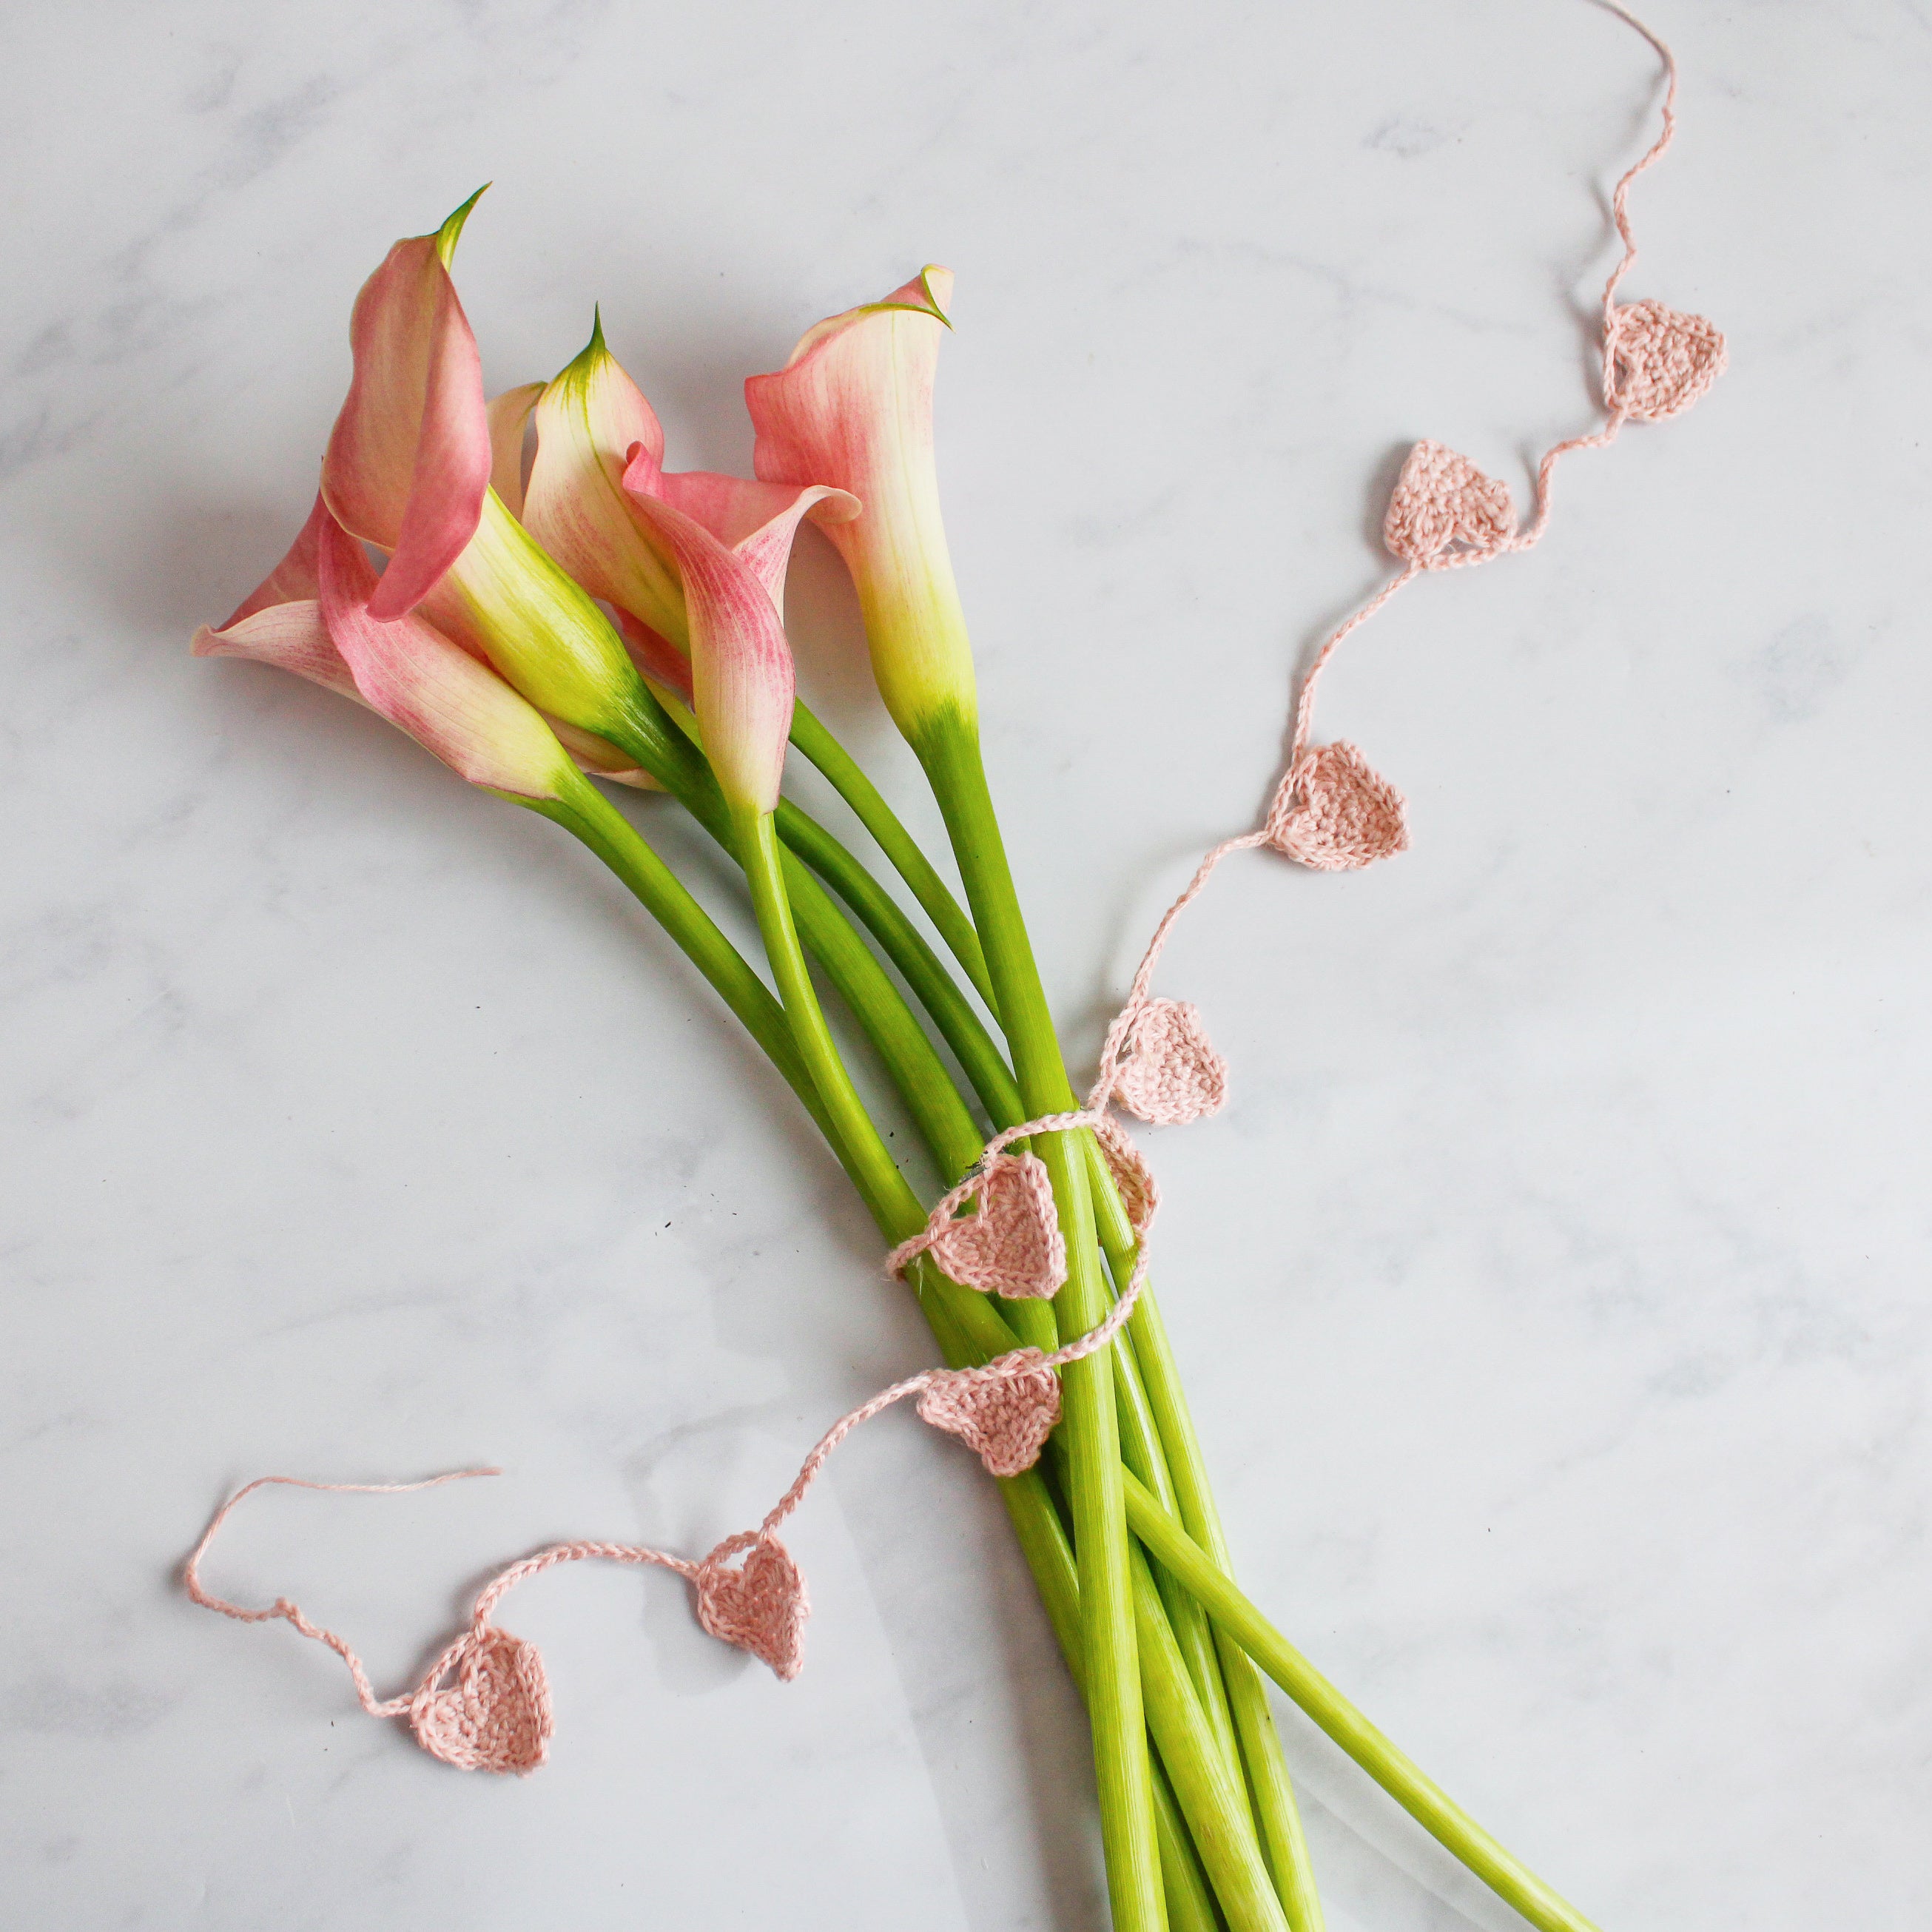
<box><xmin>316</xmin><ymin>510</ymin><xmax>575</xmax><ymax>801</ymax></box>
<box><xmin>650</xmin><ymin>468</ymin><xmax>858</xmax><ymax>607</ymax></box>
<box><xmin>322</xmin><ymin>192</ymin><xmax>493</xmax><ymax>622</ymax></box>
<box><xmin>623</xmin><ymin>492</ymin><xmax>795</xmax><ymax>817</ymax></box>
<box><xmin>486</xmin><ymin>383</ymin><xmax>545</xmax><ymax>519</ymax></box>
<box><xmin>744</xmin><ymin>265</ymin><xmax>973</xmax><ymax>736</ymax></box>
<box><xmin>192</xmin><ymin>596</ymin><xmax>363</xmax><ymax>706</ymax></box>
<box><xmin>522</xmin><ymin>317</ymin><xmax>683</xmax><ymax>640</ymax></box>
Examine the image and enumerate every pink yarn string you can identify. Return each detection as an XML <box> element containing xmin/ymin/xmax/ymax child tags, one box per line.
<box><xmin>182</xmin><ymin>1469</ymin><xmax>503</xmax><ymax>1719</ymax></box>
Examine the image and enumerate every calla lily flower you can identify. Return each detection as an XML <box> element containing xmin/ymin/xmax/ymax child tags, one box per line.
<box><xmin>193</xmin><ymin>498</ymin><xmax>582</xmax><ymax>805</ymax></box>
<box><xmin>521</xmin><ymin>319</ymin><xmax>858</xmax><ymax>699</ymax></box>
<box><xmin>323</xmin><ymin>191</ymin><xmax>493</xmax><ymax>623</ymax></box>
<box><xmin>744</xmin><ymin>267</ymin><xmax>973</xmax><ymax>742</ymax></box>
<box><xmin>306</xmin><ymin>193</ymin><xmax>671</xmax><ymax>777</ymax></box>
<box><xmin>623</xmin><ymin>491</ymin><xmax>796</xmax><ymax>818</ymax></box>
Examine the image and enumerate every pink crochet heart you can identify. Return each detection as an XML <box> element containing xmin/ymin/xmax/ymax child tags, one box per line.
<box><xmin>1091</xmin><ymin>1116</ymin><xmax>1158</xmax><ymax>1238</ymax></box>
<box><xmin>1606</xmin><ymin>298</ymin><xmax>1726</xmax><ymax>422</ymax></box>
<box><xmin>927</xmin><ymin>1153</ymin><xmax>1066</xmax><ymax>1299</ymax></box>
<box><xmin>1384</xmin><ymin>440</ymin><xmax>1514</xmax><ymax>568</ymax></box>
<box><xmin>918</xmin><ymin>1353</ymin><xmax>1063</xmax><ymax>1477</ymax></box>
<box><xmin>1265</xmin><ymin>741</ymin><xmax>1410</xmax><ymax>872</ymax></box>
<box><xmin>409</xmin><ymin>1625</ymin><xmax>552</xmax><ymax>1775</ymax></box>
<box><xmin>1111</xmin><ymin>998</ymin><xmax>1227</xmax><ymax>1125</ymax></box>
<box><xmin>695</xmin><ymin>1533</ymin><xmax>808</xmax><ymax>1680</ymax></box>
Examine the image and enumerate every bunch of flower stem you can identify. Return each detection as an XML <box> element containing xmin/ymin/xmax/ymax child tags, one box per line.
<box><xmin>555</xmin><ymin>647</ymin><xmax>1600</xmax><ymax>1932</ymax></box>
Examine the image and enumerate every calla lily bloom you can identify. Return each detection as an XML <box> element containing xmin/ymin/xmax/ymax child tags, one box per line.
<box><xmin>521</xmin><ymin>320</ymin><xmax>857</xmax><ymax>689</ymax></box>
<box><xmin>311</xmin><ymin>193</ymin><xmax>673</xmax><ymax>779</ymax></box>
<box><xmin>193</xmin><ymin>498</ymin><xmax>582</xmax><ymax>805</ymax></box>
<box><xmin>623</xmin><ymin>491</ymin><xmax>795</xmax><ymax>818</ymax></box>
<box><xmin>323</xmin><ymin>190</ymin><xmax>493</xmax><ymax>623</ymax></box>
<box><xmin>744</xmin><ymin>268</ymin><xmax>973</xmax><ymax>743</ymax></box>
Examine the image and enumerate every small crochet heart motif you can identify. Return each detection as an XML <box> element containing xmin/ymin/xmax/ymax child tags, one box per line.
<box><xmin>927</xmin><ymin>1152</ymin><xmax>1067</xmax><ymax>1299</ymax></box>
<box><xmin>1091</xmin><ymin>1115</ymin><xmax>1159</xmax><ymax>1238</ymax></box>
<box><xmin>409</xmin><ymin>1625</ymin><xmax>553</xmax><ymax>1775</ymax></box>
<box><xmin>1384</xmin><ymin>440</ymin><xmax>1515</xmax><ymax>568</ymax></box>
<box><xmin>1606</xmin><ymin>299</ymin><xmax>1726</xmax><ymax>422</ymax></box>
<box><xmin>1111</xmin><ymin>998</ymin><xmax>1228</xmax><ymax>1126</ymax></box>
<box><xmin>1265</xmin><ymin>741</ymin><xmax>1410</xmax><ymax>872</ymax></box>
<box><xmin>694</xmin><ymin>1533</ymin><xmax>809</xmax><ymax>1680</ymax></box>
<box><xmin>918</xmin><ymin>1353</ymin><xmax>1063</xmax><ymax>1477</ymax></box>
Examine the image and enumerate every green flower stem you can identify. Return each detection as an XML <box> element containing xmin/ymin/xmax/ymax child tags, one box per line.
<box><xmin>1086</xmin><ymin>1140</ymin><xmax>1323</xmax><ymax>1931</ymax></box>
<box><xmin>601</xmin><ymin>706</ymin><xmax>992</xmax><ymax>1199</ymax></box>
<box><xmin>553</xmin><ymin>777</ymin><xmax>1245</xmax><ymax>1923</ymax></box>
<box><xmin>915</xmin><ymin>707</ymin><xmax>1162</xmax><ymax>1932</ymax></box>
<box><xmin>1035</xmin><ymin>1405</ymin><xmax>1281</xmax><ymax>1932</ymax></box>
<box><xmin>1122</xmin><ymin>1472</ymin><xmax>1603</xmax><ymax>1932</ymax></box>
<box><xmin>644</xmin><ymin>683</ymin><xmax>1012</xmax><ymax>1117</ymax></box>
<box><xmin>530</xmin><ymin>777</ymin><xmax>829</xmax><ymax>1148</ymax></box>
<box><xmin>1131</xmin><ymin>1545</ymin><xmax>1290</xmax><ymax>1932</ymax></box>
<box><xmin>920</xmin><ymin>1295</ymin><xmax>1221</xmax><ymax>1932</ymax></box>
<box><xmin>771</xmin><ymin>798</ymin><xmax>1022</xmax><ymax>1135</ymax></box>
<box><xmin>567</xmin><ymin>681</ymin><xmax>1257</xmax><ymax>1919</ymax></box>
<box><xmin>740</xmin><ymin>723</ymin><xmax>1304</xmax><ymax>1923</ymax></box>
<box><xmin>1111</xmin><ymin>1310</ymin><xmax>1253</xmax><ymax>1822</ymax></box>
<box><xmin>736</xmin><ymin>807</ymin><xmax>907</xmax><ymax>1219</ymax></box>
<box><xmin>790</xmin><ymin>701</ymin><xmax>996</xmax><ymax>1009</ymax></box>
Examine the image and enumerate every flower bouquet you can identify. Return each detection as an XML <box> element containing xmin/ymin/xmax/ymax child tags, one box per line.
<box><xmin>189</xmin><ymin>20</ymin><xmax>1720</xmax><ymax>1914</ymax></box>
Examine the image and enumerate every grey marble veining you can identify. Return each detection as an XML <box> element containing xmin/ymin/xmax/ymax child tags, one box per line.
<box><xmin>2</xmin><ymin>1</ymin><xmax>1927</xmax><ymax>1926</ymax></box>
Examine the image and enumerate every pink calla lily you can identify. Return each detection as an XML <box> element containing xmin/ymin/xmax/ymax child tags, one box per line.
<box><xmin>316</xmin><ymin>515</ymin><xmax>576</xmax><ymax>800</ymax></box>
<box><xmin>194</xmin><ymin>497</ymin><xmax>577</xmax><ymax>805</ymax></box>
<box><xmin>522</xmin><ymin>321</ymin><xmax>858</xmax><ymax>694</ymax></box>
<box><xmin>323</xmin><ymin>190</ymin><xmax>494</xmax><ymax>624</ymax></box>
<box><xmin>744</xmin><ymin>267</ymin><xmax>973</xmax><ymax>738</ymax></box>
<box><xmin>202</xmin><ymin>198</ymin><xmax>679</xmax><ymax>798</ymax></box>
<box><xmin>622</xmin><ymin>491</ymin><xmax>796</xmax><ymax>818</ymax></box>
<box><xmin>522</xmin><ymin>315</ymin><xmax>680</xmax><ymax>638</ymax></box>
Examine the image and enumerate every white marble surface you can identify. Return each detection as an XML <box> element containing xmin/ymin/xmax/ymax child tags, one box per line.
<box><xmin>3</xmin><ymin>1</ymin><xmax>1927</xmax><ymax>1926</ymax></box>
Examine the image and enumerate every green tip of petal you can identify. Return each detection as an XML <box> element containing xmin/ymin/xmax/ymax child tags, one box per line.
<box><xmin>553</xmin><ymin>307</ymin><xmax>611</xmax><ymax>391</ymax></box>
<box><xmin>436</xmin><ymin>184</ymin><xmax>491</xmax><ymax>266</ymax></box>
<box><xmin>915</xmin><ymin>265</ymin><xmax>953</xmax><ymax>329</ymax></box>
<box><xmin>858</xmin><ymin>263</ymin><xmax>954</xmax><ymax>331</ymax></box>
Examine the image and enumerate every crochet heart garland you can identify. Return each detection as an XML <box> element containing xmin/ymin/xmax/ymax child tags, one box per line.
<box><xmin>917</xmin><ymin>1352</ymin><xmax>1063</xmax><ymax>1478</ymax></box>
<box><xmin>1265</xmin><ymin>741</ymin><xmax>1411</xmax><ymax>872</ymax></box>
<box><xmin>184</xmin><ymin>7</ymin><xmax>1726</xmax><ymax>1791</ymax></box>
